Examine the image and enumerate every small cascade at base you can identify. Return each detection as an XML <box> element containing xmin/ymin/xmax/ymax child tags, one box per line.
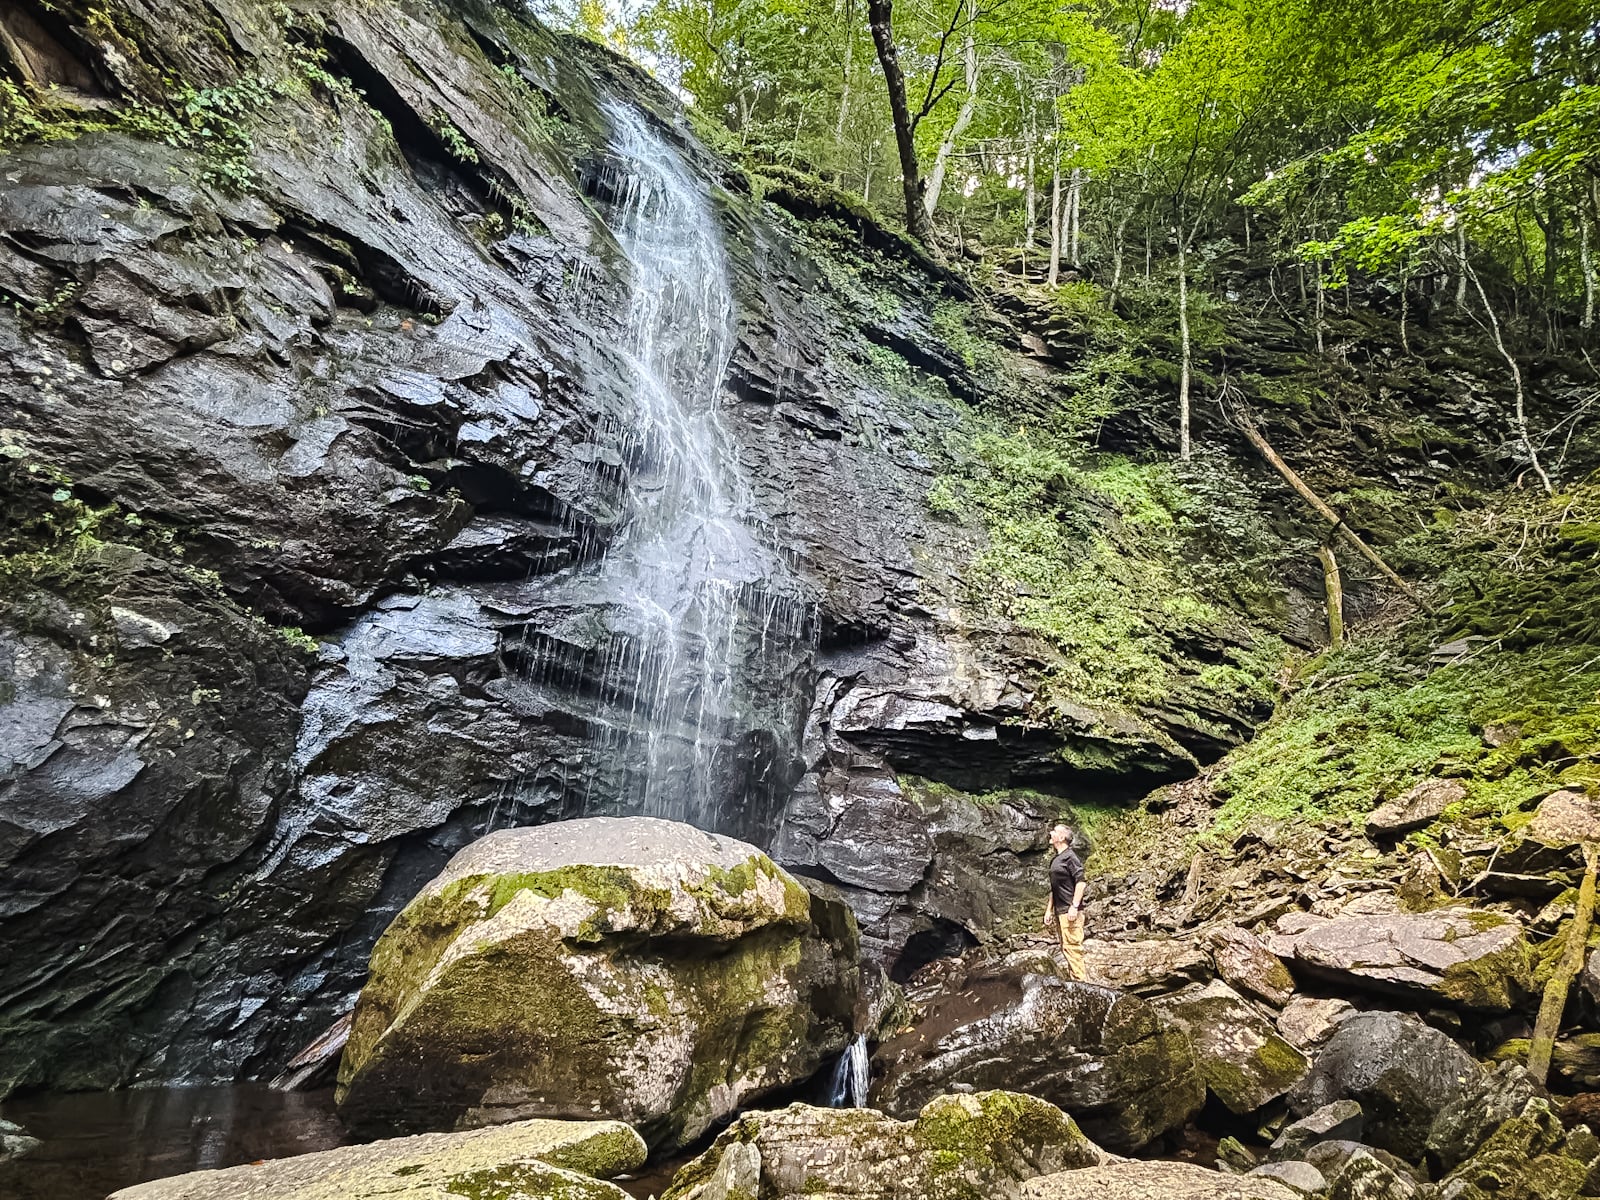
<box><xmin>827</xmin><ymin>1034</ymin><xmax>870</xmax><ymax>1108</ymax></box>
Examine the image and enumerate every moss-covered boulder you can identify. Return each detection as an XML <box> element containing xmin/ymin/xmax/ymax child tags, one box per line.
<box><xmin>107</xmin><ymin>1117</ymin><xmax>644</xmax><ymax>1199</ymax></box>
<box><xmin>1154</xmin><ymin>981</ymin><xmax>1308</xmax><ymax>1115</ymax></box>
<box><xmin>336</xmin><ymin>818</ymin><xmax>860</xmax><ymax>1149</ymax></box>
<box><xmin>662</xmin><ymin>1091</ymin><xmax>1101</xmax><ymax>1200</ymax></box>
<box><xmin>869</xmin><ymin>958</ymin><xmax>1204</xmax><ymax>1152</ymax></box>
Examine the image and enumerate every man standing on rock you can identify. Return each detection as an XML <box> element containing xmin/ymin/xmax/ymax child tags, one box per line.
<box><xmin>1043</xmin><ymin>823</ymin><xmax>1088</xmax><ymax>980</ymax></box>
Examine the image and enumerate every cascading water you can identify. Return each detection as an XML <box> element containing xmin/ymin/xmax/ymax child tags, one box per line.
<box><xmin>826</xmin><ymin>1034</ymin><xmax>870</xmax><ymax>1108</ymax></box>
<box><xmin>509</xmin><ymin>101</ymin><xmax>815</xmax><ymax>845</ymax></box>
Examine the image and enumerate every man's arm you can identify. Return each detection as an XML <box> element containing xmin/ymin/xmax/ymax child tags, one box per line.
<box><xmin>1067</xmin><ymin>880</ymin><xmax>1086</xmax><ymax>915</ymax></box>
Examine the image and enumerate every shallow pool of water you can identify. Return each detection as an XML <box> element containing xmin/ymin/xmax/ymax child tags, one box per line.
<box><xmin>0</xmin><ymin>1085</ymin><xmax>349</xmax><ymax>1200</ymax></box>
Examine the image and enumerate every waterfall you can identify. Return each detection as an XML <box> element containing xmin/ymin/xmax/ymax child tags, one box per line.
<box><xmin>826</xmin><ymin>1034</ymin><xmax>870</xmax><ymax>1108</ymax></box>
<box><xmin>510</xmin><ymin>101</ymin><xmax>814</xmax><ymax>845</ymax></box>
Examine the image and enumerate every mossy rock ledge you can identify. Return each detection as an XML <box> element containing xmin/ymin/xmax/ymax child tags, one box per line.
<box><xmin>335</xmin><ymin>817</ymin><xmax>861</xmax><ymax>1150</ymax></box>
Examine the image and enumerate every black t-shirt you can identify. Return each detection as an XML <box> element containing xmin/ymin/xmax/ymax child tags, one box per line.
<box><xmin>1049</xmin><ymin>847</ymin><xmax>1084</xmax><ymax>910</ymax></box>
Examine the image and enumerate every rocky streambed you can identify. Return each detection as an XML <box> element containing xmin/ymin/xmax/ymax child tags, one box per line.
<box><xmin>5</xmin><ymin>806</ymin><xmax>1587</xmax><ymax>1200</ymax></box>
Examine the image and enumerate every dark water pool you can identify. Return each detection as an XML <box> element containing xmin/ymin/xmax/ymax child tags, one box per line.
<box><xmin>0</xmin><ymin>1086</ymin><xmax>349</xmax><ymax>1200</ymax></box>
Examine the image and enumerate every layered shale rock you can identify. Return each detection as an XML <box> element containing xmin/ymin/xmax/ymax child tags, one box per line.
<box><xmin>1270</xmin><ymin>907</ymin><xmax>1531</xmax><ymax>1011</ymax></box>
<box><xmin>335</xmin><ymin>818</ymin><xmax>859</xmax><ymax>1149</ymax></box>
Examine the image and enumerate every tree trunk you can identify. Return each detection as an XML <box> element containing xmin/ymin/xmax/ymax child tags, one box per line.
<box><xmin>1047</xmin><ymin>136</ymin><xmax>1063</xmax><ymax>286</ymax></box>
<box><xmin>1582</xmin><ymin>200</ymin><xmax>1595</xmax><ymax>331</ymax></box>
<box><xmin>834</xmin><ymin>0</ymin><xmax>855</xmax><ymax>142</ymax></box>
<box><xmin>1314</xmin><ymin>259</ymin><xmax>1325</xmax><ymax>354</ymax></box>
<box><xmin>1529</xmin><ymin>846</ymin><xmax>1598</xmax><ymax>1088</ymax></box>
<box><xmin>1109</xmin><ymin>209</ymin><xmax>1130</xmax><ymax>308</ymax></box>
<box><xmin>1399</xmin><ymin>267</ymin><xmax>1412</xmax><ymax>356</ymax></box>
<box><xmin>1177</xmin><ymin>234</ymin><xmax>1192</xmax><ymax>460</ymax></box>
<box><xmin>867</xmin><ymin>0</ymin><xmax>934</xmax><ymax>245</ymax></box>
<box><xmin>1067</xmin><ymin>167</ymin><xmax>1081</xmax><ymax>264</ymax></box>
<box><xmin>1317</xmin><ymin>543</ymin><xmax>1344</xmax><ymax>648</ymax></box>
<box><xmin>1224</xmin><ymin>385</ymin><xmax>1429</xmax><ymax>610</ymax></box>
<box><xmin>1456</xmin><ymin>224</ymin><xmax>1468</xmax><ymax>307</ymax></box>
<box><xmin>1023</xmin><ymin>103</ymin><xmax>1037</xmax><ymax>255</ymax></box>
<box><xmin>1462</xmin><ymin>254</ymin><xmax>1554</xmax><ymax>495</ymax></box>
<box><xmin>923</xmin><ymin>0</ymin><xmax>976</xmax><ymax>219</ymax></box>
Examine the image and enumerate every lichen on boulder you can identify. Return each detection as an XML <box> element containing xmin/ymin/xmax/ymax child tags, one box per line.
<box><xmin>335</xmin><ymin>818</ymin><xmax>860</xmax><ymax>1149</ymax></box>
<box><xmin>662</xmin><ymin>1090</ymin><xmax>1101</xmax><ymax>1200</ymax></box>
<box><xmin>1154</xmin><ymin>981</ymin><xmax>1308</xmax><ymax>1115</ymax></box>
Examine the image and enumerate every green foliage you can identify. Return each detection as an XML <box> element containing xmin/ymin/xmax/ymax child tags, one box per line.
<box><xmin>429</xmin><ymin>111</ymin><xmax>479</xmax><ymax>164</ymax></box>
<box><xmin>277</xmin><ymin>626</ymin><xmax>319</xmax><ymax>654</ymax></box>
<box><xmin>0</xmin><ymin>69</ymin><xmax>270</xmax><ymax>192</ymax></box>
<box><xmin>1214</xmin><ymin>478</ymin><xmax>1600</xmax><ymax>831</ymax></box>
<box><xmin>937</xmin><ymin>421</ymin><xmax>1283</xmax><ymax>713</ymax></box>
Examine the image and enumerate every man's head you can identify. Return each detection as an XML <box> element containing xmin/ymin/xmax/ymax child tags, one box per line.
<box><xmin>1050</xmin><ymin>823</ymin><xmax>1074</xmax><ymax>853</ymax></box>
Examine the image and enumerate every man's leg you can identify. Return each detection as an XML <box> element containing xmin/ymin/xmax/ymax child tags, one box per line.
<box><xmin>1058</xmin><ymin>911</ymin><xmax>1087</xmax><ymax>981</ymax></box>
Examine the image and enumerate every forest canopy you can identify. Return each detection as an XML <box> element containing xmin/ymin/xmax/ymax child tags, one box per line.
<box><xmin>546</xmin><ymin>0</ymin><xmax>1598</xmax><ymax>365</ymax></box>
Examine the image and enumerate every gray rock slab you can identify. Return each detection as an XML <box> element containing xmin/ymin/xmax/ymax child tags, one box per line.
<box><xmin>109</xmin><ymin>1117</ymin><xmax>644</xmax><ymax>1199</ymax></box>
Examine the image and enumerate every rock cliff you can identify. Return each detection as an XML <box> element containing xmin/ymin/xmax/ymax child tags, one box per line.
<box><xmin>2</xmin><ymin>0</ymin><xmax>1590</xmax><ymax>1097</ymax></box>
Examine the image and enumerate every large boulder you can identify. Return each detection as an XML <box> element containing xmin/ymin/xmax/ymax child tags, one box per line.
<box><xmin>1289</xmin><ymin>1011</ymin><xmax>1480</xmax><ymax>1159</ymax></box>
<box><xmin>870</xmin><ymin>958</ymin><xmax>1204</xmax><ymax>1152</ymax></box>
<box><xmin>336</xmin><ymin>818</ymin><xmax>860</xmax><ymax>1149</ymax></box>
<box><xmin>1274</xmin><ymin>907</ymin><xmax>1531</xmax><ymax>1011</ymax></box>
<box><xmin>108</xmin><ymin>1117</ymin><xmax>645</xmax><ymax>1199</ymax></box>
<box><xmin>1021</xmin><ymin>1161</ymin><xmax>1300</xmax><ymax>1199</ymax></box>
<box><xmin>1154</xmin><ymin>982</ymin><xmax>1308</xmax><ymax>1115</ymax></box>
<box><xmin>661</xmin><ymin>1091</ymin><xmax>1101</xmax><ymax>1200</ymax></box>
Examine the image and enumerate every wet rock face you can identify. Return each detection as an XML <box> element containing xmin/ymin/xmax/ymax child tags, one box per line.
<box><xmin>0</xmin><ymin>553</ymin><xmax>306</xmax><ymax>1094</ymax></box>
<box><xmin>870</xmin><ymin>958</ymin><xmax>1204</xmax><ymax>1152</ymax></box>
<box><xmin>773</xmin><ymin>766</ymin><xmax>1057</xmax><ymax>976</ymax></box>
<box><xmin>335</xmin><ymin>818</ymin><xmax>860</xmax><ymax>1150</ymax></box>
<box><xmin>661</xmin><ymin>1091</ymin><xmax>1101</xmax><ymax>1200</ymax></box>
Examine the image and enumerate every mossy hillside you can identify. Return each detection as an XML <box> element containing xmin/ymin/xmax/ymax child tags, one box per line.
<box><xmin>911</xmin><ymin>274</ymin><xmax>1294</xmax><ymax>746</ymax></box>
<box><xmin>1211</xmin><ymin>477</ymin><xmax>1600</xmax><ymax>834</ymax></box>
